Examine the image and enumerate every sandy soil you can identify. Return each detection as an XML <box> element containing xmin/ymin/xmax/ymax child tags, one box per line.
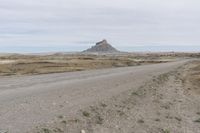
<box><xmin>0</xmin><ymin>60</ymin><xmax>192</xmax><ymax>133</ymax></box>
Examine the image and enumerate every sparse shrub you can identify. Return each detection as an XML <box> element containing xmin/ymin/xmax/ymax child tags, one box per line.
<box><xmin>41</xmin><ymin>128</ymin><xmax>51</xmax><ymax>133</ymax></box>
<box><xmin>57</xmin><ymin>115</ymin><xmax>64</xmax><ymax>119</ymax></box>
<box><xmin>194</xmin><ymin>118</ymin><xmax>200</xmax><ymax>123</ymax></box>
<box><xmin>117</xmin><ymin>110</ymin><xmax>125</xmax><ymax>116</ymax></box>
<box><xmin>68</xmin><ymin>119</ymin><xmax>80</xmax><ymax>123</ymax></box>
<box><xmin>96</xmin><ymin>115</ymin><xmax>104</xmax><ymax>125</ymax></box>
<box><xmin>82</xmin><ymin>111</ymin><xmax>90</xmax><ymax>117</ymax></box>
<box><xmin>53</xmin><ymin>128</ymin><xmax>63</xmax><ymax>133</ymax></box>
<box><xmin>162</xmin><ymin>129</ymin><xmax>170</xmax><ymax>133</ymax></box>
<box><xmin>61</xmin><ymin>120</ymin><xmax>67</xmax><ymax>124</ymax></box>
<box><xmin>174</xmin><ymin>117</ymin><xmax>182</xmax><ymax>122</ymax></box>
<box><xmin>155</xmin><ymin>118</ymin><xmax>160</xmax><ymax>122</ymax></box>
<box><xmin>132</xmin><ymin>92</ymin><xmax>139</xmax><ymax>96</ymax></box>
<box><xmin>137</xmin><ymin>119</ymin><xmax>144</xmax><ymax>123</ymax></box>
<box><xmin>100</xmin><ymin>103</ymin><xmax>107</xmax><ymax>108</ymax></box>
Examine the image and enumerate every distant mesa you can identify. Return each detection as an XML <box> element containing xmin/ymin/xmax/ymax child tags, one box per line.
<box><xmin>83</xmin><ymin>39</ymin><xmax>119</xmax><ymax>53</ymax></box>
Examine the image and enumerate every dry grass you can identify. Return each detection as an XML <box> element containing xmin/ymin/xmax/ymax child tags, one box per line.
<box><xmin>0</xmin><ymin>53</ymin><xmax>174</xmax><ymax>76</ymax></box>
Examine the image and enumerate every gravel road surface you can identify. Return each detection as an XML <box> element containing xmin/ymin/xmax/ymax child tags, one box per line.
<box><xmin>0</xmin><ymin>60</ymin><xmax>188</xmax><ymax>133</ymax></box>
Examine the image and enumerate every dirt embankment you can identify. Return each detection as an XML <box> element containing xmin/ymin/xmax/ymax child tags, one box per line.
<box><xmin>181</xmin><ymin>60</ymin><xmax>200</xmax><ymax>94</ymax></box>
<box><xmin>33</xmin><ymin>61</ymin><xmax>200</xmax><ymax>133</ymax></box>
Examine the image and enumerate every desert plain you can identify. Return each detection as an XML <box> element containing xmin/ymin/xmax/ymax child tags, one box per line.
<box><xmin>0</xmin><ymin>52</ymin><xmax>200</xmax><ymax>133</ymax></box>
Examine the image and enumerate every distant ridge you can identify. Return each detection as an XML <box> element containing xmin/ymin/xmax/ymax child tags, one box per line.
<box><xmin>83</xmin><ymin>39</ymin><xmax>119</xmax><ymax>53</ymax></box>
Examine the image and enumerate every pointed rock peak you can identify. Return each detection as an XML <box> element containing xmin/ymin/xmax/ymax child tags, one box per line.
<box><xmin>83</xmin><ymin>39</ymin><xmax>119</xmax><ymax>53</ymax></box>
<box><xmin>96</xmin><ymin>39</ymin><xmax>108</xmax><ymax>45</ymax></box>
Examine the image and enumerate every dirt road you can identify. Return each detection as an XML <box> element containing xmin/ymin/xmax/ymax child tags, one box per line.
<box><xmin>0</xmin><ymin>60</ymin><xmax>190</xmax><ymax>133</ymax></box>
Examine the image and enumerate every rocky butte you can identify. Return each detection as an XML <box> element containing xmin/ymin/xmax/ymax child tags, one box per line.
<box><xmin>83</xmin><ymin>40</ymin><xmax>119</xmax><ymax>53</ymax></box>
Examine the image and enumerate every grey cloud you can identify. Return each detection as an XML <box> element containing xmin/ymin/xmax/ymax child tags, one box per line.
<box><xmin>0</xmin><ymin>0</ymin><xmax>200</xmax><ymax>52</ymax></box>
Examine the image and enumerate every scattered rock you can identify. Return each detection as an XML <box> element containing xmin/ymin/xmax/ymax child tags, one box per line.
<box><xmin>0</xmin><ymin>130</ymin><xmax>8</xmax><ymax>133</ymax></box>
<box><xmin>81</xmin><ymin>129</ymin><xmax>86</xmax><ymax>133</ymax></box>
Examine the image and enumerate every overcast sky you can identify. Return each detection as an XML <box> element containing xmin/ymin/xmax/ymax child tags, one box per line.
<box><xmin>0</xmin><ymin>0</ymin><xmax>200</xmax><ymax>52</ymax></box>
